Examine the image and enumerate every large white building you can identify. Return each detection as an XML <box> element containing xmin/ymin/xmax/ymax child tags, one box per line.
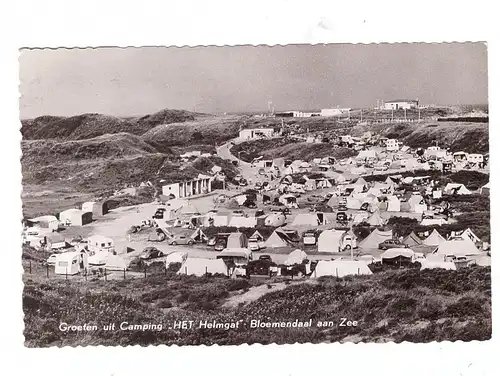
<box><xmin>162</xmin><ymin>175</ymin><xmax>212</xmax><ymax>198</ymax></box>
<box><xmin>239</xmin><ymin>128</ymin><xmax>276</xmax><ymax>141</ymax></box>
<box><xmin>383</xmin><ymin>99</ymin><xmax>419</xmax><ymax>110</ymax></box>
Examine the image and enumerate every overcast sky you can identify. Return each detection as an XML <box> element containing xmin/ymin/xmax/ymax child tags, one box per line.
<box><xmin>19</xmin><ymin>43</ymin><xmax>488</xmax><ymax>119</ymax></box>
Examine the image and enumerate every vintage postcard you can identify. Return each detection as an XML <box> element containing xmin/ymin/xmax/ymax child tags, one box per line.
<box><xmin>20</xmin><ymin>43</ymin><xmax>490</xmax><ymax>347</ymax></box>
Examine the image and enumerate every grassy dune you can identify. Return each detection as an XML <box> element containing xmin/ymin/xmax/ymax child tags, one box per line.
<box><xmin>23</xmin><ymin>266</ymin><xmax>491</xmax><ymax>347</ymax></box>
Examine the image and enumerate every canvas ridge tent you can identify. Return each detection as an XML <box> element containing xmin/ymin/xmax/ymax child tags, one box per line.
<box><xmin>433</xmin><ymin>237</ymin><xmax>481</xmax><ymax>258</ymax></box>
<box><xmin>177</xmin><ymin>258</ymin><xmax>228</xmax><ymax>277</ymax></box>
<box><xmin>403</xmin><ymin>231</ymin><xmax>423</xmax><ymax>247</ymax></box>
<box><xmin>312</xmin><ymin>260</ymin><xmax>373</xmax><ymax>278</ymax></box>
<box><xmin>422</xmin><ymin>229</ymin><xmax>446</xmax><ymax>247</ymax></box>
<box><xmin>284</xmin><ymin>249</ymin><xmax>308</xmax><ymax>266</ymax></box>
<box><xmin>359</xmin><ymin>229</ymin><xmax>393</xmax><ymax>249</ymax></box>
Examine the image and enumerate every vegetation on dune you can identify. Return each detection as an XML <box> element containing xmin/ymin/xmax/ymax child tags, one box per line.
<box><xmin>230</xmin><ymin>138</ymin><xmax>357</xmax><ymax>162</ymax></box>
<box><xmin>141</xmin><ymin>117</ymin><xmax>242</xmax><ymax>147</ymax></box>
<box><xmin>23</xmin><ymin>266</ymin><xmax>491</xmax><ymax>347</ymax></box>
<box><xmin>21</xmin><ymin>109</ymin><xmax>199</xmax><ymax>140</ymax></box>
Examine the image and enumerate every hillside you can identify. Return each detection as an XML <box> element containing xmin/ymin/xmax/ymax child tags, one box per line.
<box><xmin>350</xmin><ymin>121</ymin><xmax>489</xmax><ymax>154</ymax></box>
<box><xmin>21</xmin><ymin>132</ymin><xmax>165</xmax><ymax>166</ymax></box>
<box><xmin>21</xmin><ymin>109</ymin><xmax>200</xmax><ymax>140</ymax></box>
<box><xmin>230</xmin><ymin>137</ymin><xmax>358</xmax><ymax>163</ymax></box>
<box><xmin>141</xmin><ymin>116</ymin><xmax>243</xmax><ymax>147</ymax></box>
<box><xmin>23</xmin><ymin>266</ymin><xmax>491</xmax><ymax>347</ymax></box>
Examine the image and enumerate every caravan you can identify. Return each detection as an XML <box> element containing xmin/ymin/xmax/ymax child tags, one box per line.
<box><xmin>54</xmin><ymin>251</ymin><xmax>88</xmax><ymax>275</ymax></box>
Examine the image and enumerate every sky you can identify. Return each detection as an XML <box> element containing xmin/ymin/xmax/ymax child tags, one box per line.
<box><xmin>19</xmin><ymin>43</ymin><xmax>488</xmax><ymax>119</ymax></box>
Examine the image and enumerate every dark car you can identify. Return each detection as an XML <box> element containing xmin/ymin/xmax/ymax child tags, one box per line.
<box><xmin>271</xmin><ymin>206</ymin><xmax>290</xmax><ymax>215</ymax></box>
<box><xmin>152</xmin><ymin>208</ymin><xmax>167</xmax><ymax>219</ymax></box>
<box><xmin>378</xmin><ymin>240</ymin><xmax>409</xmax><ymax>250</ymax></box>
<box><xmin>338</xmin><ymin>204</ymin><xmax>347</xmax><ymax>211</ymax></box>
<box><xmin>254</xmin><ymin>209</ymin><xmax>265</xmax><ymax>217</ymax></box>
<box><xmin>258</xmin><ymin>255</ymin><xmax>272</xmax><ymax>262</ymax></box>
<box><xmin>139</xmin><ymin>247</ymin><xmax>165</xmax><ymax>260</ymax></box>
<box><xmin>243</xmin><ymin>200</ymin><xmax>257</xmax><ymax>209</ymax></box>
<box><xmin>214</xmin><ymin>240</ymin><xmax>226</xmax><ymax>251</ymax></box>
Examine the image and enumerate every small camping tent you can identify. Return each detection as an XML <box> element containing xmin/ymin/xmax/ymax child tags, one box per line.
<box><xmin>367</xmin><ymin>211</ymin><xmax>386</xmax><ymax>226</ymax></box>
<box><xmin>403</xmin><ymin>231</ymin><xmax>423</xmax><ymax>247</ymax></box>
<box><xmin>177</xmin><ymin>258</ymin><xmax>228</xmax><ymax>277</ymax></box>
<box><xmin>358</xmin><ymin>229</ymin><xmax>393</xmax><ymax>249</ymax></box>
<box><xmin>312</xmin><ymin>260</ymin><xmax>373</xmax><ymax>278</ymax></box>
<box><xmin>433</xmin><ymin>238</ymin><xmax>481</xmax><ymax>258</ymax></box>
<box><xmin>165</xmin><ymin>251</ymin><xmax>188</xmax><ymax>267</ymax></box>
<box><xmin>422</xmin><ymin>229</ymin><xmax>446</xmax><ymax>246</ymax></box>
<box><xmin>317</xmin><ymin>229</ymin><xmax>345</xmax><ymax>253</ymax></box>
<box><xmin>444</xmin><ymin>183</ymin><xmax>472</xmax><ymax>196</ymax></box>
<box><xmin>284</xmin><ymin>249</ymin><xmax>308</xmax><ymax>266</ymax></box>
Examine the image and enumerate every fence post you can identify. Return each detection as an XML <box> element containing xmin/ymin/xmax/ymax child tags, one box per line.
<box><xmin>336</xmin><ymin>268</ymin><xmax>338</xmax><ymax>279</ymax></box>
<box><xmin>144</xmin><ymin>265</ymin><xmax>147</xmax><ymax>278</ymax></box>
<box><xmin>104</xmin><ymin>268</ymin><xmax>107</xmax><ymax>281</ymax></box>
<box><xmin>29</xmin><ymin>261</ymin><xmax>31</xmax><ymax>274</ymax></box>
<box><xmin>46</xmin><ymin>264</ymin><xmax>49</xmax><ymax>278</ymax></box>
<box><xmin>185</xmin><ymin>267</ymin><xmax>187</xmax><ymax>275</ymax></box>
<box><xmin>85</xmin><ymin>271</ymin><xmax>87</xmax><ymax>281</ymax></box>
<box><xmin>124</xmin><ymin>268</ymin><xmax>126</xmax><ymax>280</ymax></box>
<box><xmin>65</xmin><ymin>268</ymin><xmax>68</xmax><ymax>280</ymax></box>
<box><xmin>357</xmin><ymin>268</ymin><xmax>360</xmax><ymax>275</ymax></box>
<box><xmin>205</xmin><ymin>266</ymin><xmax>208</xmax><ymax>276</ymax></box>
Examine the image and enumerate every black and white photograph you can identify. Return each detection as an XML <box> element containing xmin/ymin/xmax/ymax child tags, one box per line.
<box><xmin>19</xmin><ymin>42</ymin><xmax>491</xmax><ymax>347</ymax></box>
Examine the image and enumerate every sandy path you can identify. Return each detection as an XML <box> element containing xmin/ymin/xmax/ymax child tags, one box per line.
<box><xmin>222</xmin><ymin>282</ymin><xmax>291</xmax><ymax>308</ymax></box>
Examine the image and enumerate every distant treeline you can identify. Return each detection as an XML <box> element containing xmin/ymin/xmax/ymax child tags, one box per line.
<box><xmin>438</xmin><ymin>117</ymin><xmax>488</xmax><ymax>123</ymax></box>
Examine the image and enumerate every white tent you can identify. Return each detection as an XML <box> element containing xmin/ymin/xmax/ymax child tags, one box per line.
<box><xmin>381</xmin><ymin>248</ymin><xmax>415</xmax><ymax>261</ymax></box>
<box><xmin>213</xmin><ymin>215</ymin><xmax>229</xmax><ymax>227</ymax></box>
<box><xmin>291</xmin><ymin>213</ymin><xmax>321</xmax><ymax>227</ymax></box>
<box><xmin>405</xmin><ymin>194</ymin><xmax>426</xmax><ymax>213</ymax></box>
<box><xmin>356</xmin><ymin>150</ymin><xmax>377</xmax><ymax>161</ymax></box>
<box><xmin>420</xmin><ymin>218</ymin><xmax>447</xmax><ymax>226</ymax></box>
<box><xmin>285</xmin><ymin>249</ymin><xmax>308</xmax><ymax>266</ymax></box>
<box><xmin>420</xmin><ymin>259</ymin><xmax>457</xmax><ymax>271</ymax></box>
<box><xmin>367</xmin><ymin>211</ymin><xmax>386</xmax><ymax>226</ymax></box>
<box><xmin>352</xmin><ymin>212</ymin><xmax>370</xmax><ymax>224</ymax></box>
<box><xmin>386</xmin><ymin>196</ymin><xmax>401</xmax><ymax>212</ymax></box>
<box><xmin>444</xmin><ymin>183</ymin><xmax>472</xmax><ymax>195</ymax></box>
<box><xmin>264</xmin><ymin>230</ymin><xmax>289</xmax><ymax>248</ymax></box>
<box><xmin>433</xmin><ymin>238</ymin><xmax>481</xmax><ymax>257</ymax></box>
<box><xmin>475</xmin><ymin>256</ymin><xmax>491</xmax><ymax>267</ymax></box>
<box><xmin>104</xmin><ymin>254</ymin><xmax>129</xmax><ymax>271</ymax></box>
<box><xmin>265</xmin><ymin>213</ymin><xmax>286</xmax><ymax>227</ymax></box>
<box><xmin>177</xmin><ymin>258</ymin><xmax>228</xmax><ymax>276</ymax></box>
<box><xmin>354</xmin><ymin>177</ymin><xmax>367</xmax><ymax>186</ymax></box>
<box><xmin>359</xmin><ymin>229</ymin><xmax>393</xmax><ymax>249</ymax></box>
<box><xmin>229</xmin><ymin>216</ymin><xmax>257</xmax><ymax>228</ymax></box>
<box><xmin>165</xmin><ymin>252</ymin><xmax>188</xmax><ymax>267</ymax></box>
<box><xmin>422</xmin><ymin>229</ymin><xmax>446</xmax><ymax>246</ymax></box>
<box><xmin>317</xmin><ymin>229</ymin><xmax>345</xmax><ymax>253</ymax></box>
<box><xmin>312</xmin><ymin>260</ymin><xmax>373</xmax><ymax>278</ymax></box>
<box><xmin>346</xmin><ymin>197</ymin><xmax>362</xmax><ymax>210</ymax></box>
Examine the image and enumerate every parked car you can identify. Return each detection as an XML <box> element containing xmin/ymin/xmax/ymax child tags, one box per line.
<box><xmin>167</xmin><ymin>235</ymin><xmax>194</xmax><ymax>246</ymax></box>
<box><xmin>248</xmin><ymin>237</ymin><xmax>266</xmax><ymax>251</ymax></box>
<box><xmin>152</xmin><ymin>208</ymin><xmax>167</xmax><ymax>219</ymax></box>
<box><xmin>258</xmin><ymin>255</ymin><xmax>272</xmax><ymax>262</ymax></box>
<box><xmin>270</xmin><ymin>207</ymin><xmax>290</xmax><ymax>215</ymax></box>
<box><xmin>45</xmin><ymin>254</ymin><xmax>58</xmax><ymax>266</ymax></box>
<box><xmin>232</xmin><ymin>209</ymin><xmax>246</xmax><ymax>217</ymax></box>
<box><xmin>338</xmin><ymin>204</ymin><xmax>347</xmax><ymax>211</ymax></box>
<box><xmin>214</xmin><ymin>241</ymin><xmax>226</xmax><ymax>251</ymax></box>
<box><xmin>254</xmin><ymin>209</ymin><xmax>265</xmax><ymax>217</ymax></box>
<box><xmin>303</xmin><ymin>231</ymin><xmax>317</xmax><ymax>246</ymax></box>
<box><xmin>243</xmin><ymin>200</ymin><xmax>257</xmax><ymax>209</ymax></box>
<box><xmin>139</xmin><ymin>247</ymin><xmax>165</xmax><ymax>260</ymax></box>
<box><xmin>378</xmin><ymin>240</ymin><xmax>409</xmax><ymax>250</ymax></box>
